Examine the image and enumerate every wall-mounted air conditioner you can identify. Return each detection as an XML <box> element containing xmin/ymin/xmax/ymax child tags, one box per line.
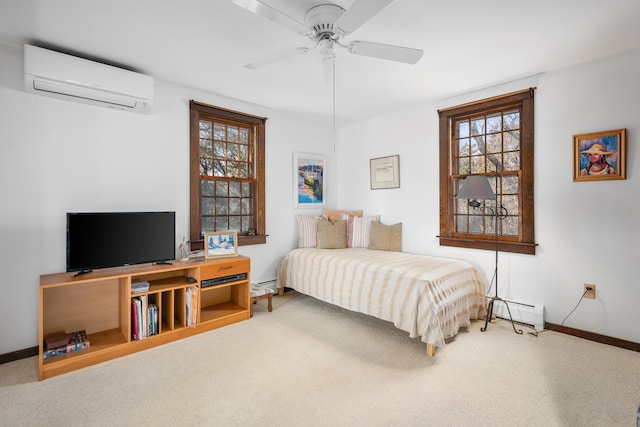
<box><xmin>24</xmin><ymin>44</ymin><xmax>153</xmax><ymax>113</ymax></box>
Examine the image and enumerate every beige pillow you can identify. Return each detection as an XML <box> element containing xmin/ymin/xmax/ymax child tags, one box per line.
<box><xmin>322</xmin><ymin>209</ymin><xmax>363</xmax><ymax>223</ymax></box>
<box><xmin>316</xmin><ymin>219</ymin><xmax>347</xmax><ymax>249</ymax></box>
<box><xmin>368</xmin><ymin>221</ymin><xmax>402</xmax><ymax>252</ymax></box>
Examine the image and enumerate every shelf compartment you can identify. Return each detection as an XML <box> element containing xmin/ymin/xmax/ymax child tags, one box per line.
<box><xmin>200</xmin><ymin>301</ymin><xmax>246</xmax><ymax>323</ymax></box>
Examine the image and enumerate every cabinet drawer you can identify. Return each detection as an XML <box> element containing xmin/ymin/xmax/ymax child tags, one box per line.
<box><xmin>200</xmin><ymin>257</ymin><xmax>250</xmax><ymax>280</ymax></box>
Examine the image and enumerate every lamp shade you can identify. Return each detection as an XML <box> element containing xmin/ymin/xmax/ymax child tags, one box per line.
<box><xmin>457</xmin><ymin>175</ymin><xmax>495</xmax><ymax>200</ymax></box>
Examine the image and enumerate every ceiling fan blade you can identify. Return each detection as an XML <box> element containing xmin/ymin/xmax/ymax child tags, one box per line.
<box><xmin>348</xmin><ymin>41</ymin><xmax>423</xmax><ymax>64</ymax></box>
<box><xmin>232</xmin><ymin>0</ymin><xmax>311</xmax><ymax>35</ymax></box>
<box><xmin>336</xmin><ymin>0</ymin><xmax>394</xmax><ymax>35</ymax></box>
<box><xmin>244</xmin><ymin>47</ymin><xmax>310</xmax><ymax>70</ymax></box>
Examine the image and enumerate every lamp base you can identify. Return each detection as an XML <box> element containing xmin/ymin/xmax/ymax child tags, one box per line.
<box><xmin>481</xmin><ymin>296</ymin><xmax>524</xmax><ymax>334</ymax></box>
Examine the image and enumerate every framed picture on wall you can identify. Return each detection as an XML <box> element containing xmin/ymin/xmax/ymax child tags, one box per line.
<box><xmin>370</xmin><ymin>155</ymin><xmax>400</xmax><ymax>189</ymax></box>
<box><xmin>573</xmin><ymin>128</ymin><xmax>626</xmax><ymax>181</ymax></box>
<box><xmin>204</xmin><ymin>231</ymin><xmax>238</xmax><ymax>258</ymax></box>
<box><xmin>293</xmin><ymin>152</ymin><xmax>326</xmax><ymax>208</ymax></box>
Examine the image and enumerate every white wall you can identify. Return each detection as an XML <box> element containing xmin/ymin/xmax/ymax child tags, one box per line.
<box><xmin>337</xmin><ymin>48</ymin><xmax>640</xmax><ymax>344</ymax></box>
<box><xmin>0</xmin><ymin>43</ymin><xmax>336</xmax><ymax>354</ymax></box>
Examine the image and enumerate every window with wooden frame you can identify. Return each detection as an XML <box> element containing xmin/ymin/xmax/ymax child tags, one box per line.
<box><xmin>438</xmin><ymin>89</ymin><xmax>536</xmax><ymax>255</ymax></box>
<box><xmin>190</xmin><ymin>101</ymin><xmax>266</xmax><ymax>249</ymax></box>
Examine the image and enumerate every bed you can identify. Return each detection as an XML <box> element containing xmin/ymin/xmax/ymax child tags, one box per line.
<box><xmin>277</xmin><ymin>247</ymin><xmax>487</xmax><ymax>356</ymax></box>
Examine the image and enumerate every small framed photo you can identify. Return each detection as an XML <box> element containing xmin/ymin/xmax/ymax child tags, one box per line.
<box><xmin>204</xmin><ymin>231</ymin><xmax>238</xmax><ymax>258</ymax></box>
<box><xmin>293</xmin><ymin>152</ymin><xmax>326</xmax><ymax>208</ymax></box>
<box><xmin>574</xmin><ymin>129</ymin><xmax>626</xmax><ymax>181</ymax></box>
<box><xmin>370</xmin><ymin>155</ymin><xmax>400</xmax><ymax>189</ymax></box>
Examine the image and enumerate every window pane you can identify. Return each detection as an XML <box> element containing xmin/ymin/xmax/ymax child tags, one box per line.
<box><xmin>503</xmin><ymin>110</ymin><xmax>520</xmax><ymax>130</ymax></box>
<box><xmin>200</xmin><ymin>139</ymin><xmax>212</xmax><ymax>157</ymax></box>
<box><xmin>201</xmin><ymin>180</ymin><xmax>214</xmax><ymax>196</ymax></box>
<box><xmin>470</xmin><ymin>155</ymin><xmax>486</xmax><ymax>174</ymax></box>
<box><xmin>201</xmin><ymin>198</ymin><xmax>213</xmax><ymax>215</ymax></box>
<box><xmin>201</xmin><ymin>159</ymin><xmax>213</xmax><ymax>176</ymax></box>
<box><xmin>239</xmin><ymin>144</ymin><xmax>249</xmax><ymax>161</ymax></box>
<box><xmin>487</xmin><ymin>113</ymin><xmax>502</xmax><ymax>132</ymax></box>
<box><xmin>214</xmin><ymin>124</ymin><xmax>225</xmax><ymax>140</ymax></box>
<box><xmin>487</xmin><ymin>133</ymin><xmax>502</xmax><ymax>154</ymax></box>
<box><xmin>215</xmin><ymin>198</ymin><xmax>228</xmax><ymax>215</ymax></box>
<box><xmin>216</xmin><ymin>181</ymin><xmax>228</xmax><ymax>196</ymax></box>
<box><xmin>503</xmin><ymin>216</ymin><xmax>519</xmax><ymax>236</ymax></box>
<box><xmin>242</xmin><ymin>182</ymin><xmax>251</xmax><ymax>197</ymax></box>
<box><xmin>457</xmin><ymin>157</ymin><xmax>470</xmax><ymax>174</ymax></box>
<box><xmin>470</xmin><ymin>136</ymin><xmax>485</xmax><ymax>155</ymax></box>
<box><xmin>215</xmin><ymin>217</ymin><xmax>228</xmax><ymax>231</ymax></box>
<box><xmin>504</xmin><ymin>131</ymin><xmax>520</xmax><ymax>151</ymax></box>
<box><xmin>457</xmin><ymin>120</ymin><xmax>469</xmax><ymax>138</ymax></box>
<box><xmin>239</xmin><ymin>128</ymin><xmax>249</xmax><ymax>144</ymax></box>
<box><xmin>214</xmin><ymin>141</ymin><xmax>226</xmax><ymax>158</ymax></box>
<box><xmin>504</xmin><ymin>152</ymin><xmax>520</xmax><ymax>171</ymax></box>
<box><xmin>229</xmin><ymin>181</ymin><xmax>241</xmax><ymax>197</ymax></box>
<box><xmin>201</xmin><ymin>217</ymin><xmax>214</xmax><ymax>235</ymax></box>
<box><xmin>242</xmin><ymin>198</ymin><xmax>251</xmax><ymax>214</ymax></box>
<box><xmin>502</xmin><ymin>195</ymin><xmax>519</xmax><ymax>214</ymax></box>
<box><xmin>469</xmin><ymin>215</ymin><xmax>484</xmax><ymax>234</ymax></box>
<box><xmin>228</xmin><ymin>144</ymin><xmax>239</xmax><ymax>161</ymax></box>
<box><xmin>238</xmin><ymin>162</ymin><xmax>249</xmax><ymax>178</ymax></box>
<box><xmin>214</xmin><ymin>160</ymin><xmax>225</xmax><ymax>177</ymax></box>
<box><xmin>242</xmin><ymin>216</ymin><xmax>251</xmax><ymax>231</ymax></box>
<box><xmin>503</xmin><ymin>175</ymin><xmax>518</xmax><ymax>194</ymax></box>
<box><xmin>200</xmin><ymin>120</ymin><xmax>212</xmax><ymax>138</ymax></box>
<box><xmin>227</xmin><ymin>126</ymin><xmax>238</xmax><ymax>142</ymax></box>
<box><xmin>458</xmin><ymin>138</ymin><xmax>470</xmax><ymax>157</ymax></box>
<box><xmin>229</xmin><ymin>198</ymin><xmax>241</xmax><ymax>215</ymax></box>
<box><xmin>227</xmin><ymin>161</ymin><xmax>238</xmax><ymax>177</ymax></box>
<box><xmin>470</xmin><ymin>118</ymin><xmax>485</xmax><ymax>135</ymax></box>
<box><xmin>455</xmin><ymin>215</ymin><xmax>468</xmax><ymax>233</ymax></box>
<box><xmin>229</xmin><ymin>216</ymin><xmax>241</xmax><ymax>231</ymax></box>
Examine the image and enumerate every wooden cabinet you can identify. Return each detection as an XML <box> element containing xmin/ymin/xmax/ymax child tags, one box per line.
<box><xmin>38</xmin><ymin>256</ymin><xmax>250</xmax><ymax>380</ymax></box>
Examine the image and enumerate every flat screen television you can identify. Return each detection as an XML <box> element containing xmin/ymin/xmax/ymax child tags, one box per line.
<box><xmin>66</xmin><ymin>211</ymin><xmax>175</xmax><ymax>274</ymax></box>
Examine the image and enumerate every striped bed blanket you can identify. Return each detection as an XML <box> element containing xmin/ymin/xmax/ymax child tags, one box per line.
<box><xmin>277</xmin><ymin>248</ymin><xmax>487</xmax><ymax>349</ymax></box>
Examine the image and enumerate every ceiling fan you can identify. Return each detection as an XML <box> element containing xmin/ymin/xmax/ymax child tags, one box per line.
<box><xmin>232</xmin><ymin>0</ymin><xmax>424</xmax><ymax>69</ymax></box>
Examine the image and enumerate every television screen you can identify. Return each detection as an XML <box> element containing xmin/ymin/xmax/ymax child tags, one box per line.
<box><xmin>67</xmin><ymin>211</ymin><xmax>175</xmax><ymax>273</ymax></box>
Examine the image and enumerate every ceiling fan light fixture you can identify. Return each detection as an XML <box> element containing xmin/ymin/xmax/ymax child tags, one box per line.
<box><xmin>304</xmin><ymin>4</ymin><xmax>344</xmax><ymax>38</ymax></box>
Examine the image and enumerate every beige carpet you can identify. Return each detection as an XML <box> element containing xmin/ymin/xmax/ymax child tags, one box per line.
<box><xmin>1</xmin><ymin>291</ymin><xmax>639</xmax><ymax>426</ymax></box>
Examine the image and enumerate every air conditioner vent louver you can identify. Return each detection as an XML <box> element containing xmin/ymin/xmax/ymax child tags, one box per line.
<box><xmin>24</xmin><ymin>44</ymin><xmax>153</xmax><ymax>113</ymax></box>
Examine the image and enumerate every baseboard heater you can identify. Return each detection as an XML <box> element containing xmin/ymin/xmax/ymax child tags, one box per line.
<box><xmin>492</xmin><ymin>299</ymin><xmax>544</xmax><ymax>331</ymax></box>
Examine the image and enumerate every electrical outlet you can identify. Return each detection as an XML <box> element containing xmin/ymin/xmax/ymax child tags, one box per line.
<box><xmin>584</xmin><ymin>283</ymin><xmax>596</xmax><ymax>299</ymax></box>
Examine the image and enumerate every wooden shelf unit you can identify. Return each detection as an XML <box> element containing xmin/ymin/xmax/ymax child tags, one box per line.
<box><xmin>38</xmin><ymin>256</ymin><xmax>250</xmax><ymax>380</ymax></box>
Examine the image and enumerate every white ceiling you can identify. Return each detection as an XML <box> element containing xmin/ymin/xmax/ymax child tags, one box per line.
<box><xmin>2</xmin><ymin>0</ymin><xmax>640</xmax><ymax>126</ymax></box>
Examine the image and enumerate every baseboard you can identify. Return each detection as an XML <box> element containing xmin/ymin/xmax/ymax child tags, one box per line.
<box><xmin>0</xmin><ymin>346</ymin><xmax>38</xmax><ymax>364</ymax></box>
<box><xmin>492</xmin><ymin>299</ymin><xmax>544</xmax><ymax>331</ymax></box>
<box><xmin>545</xmin><ymin>323</ymin><xmax>640</xmax><ymax>353</ymax></box>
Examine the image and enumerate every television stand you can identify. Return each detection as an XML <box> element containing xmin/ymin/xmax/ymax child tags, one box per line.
<box><xmin>38</xmin><ymin>256</ymin><xmax>250</xmax><ymax>380</ymax></box>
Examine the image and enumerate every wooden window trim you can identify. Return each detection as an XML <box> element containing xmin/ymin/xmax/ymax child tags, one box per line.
<box><xmin>438</xmin><ymin>89</ymin><xmax>537</xmax><ymax>255</ymax></box>
<box><xmin>189</xmin><ymin>100</ymin><xmax>266</xmax><ymax>249</ymax></box>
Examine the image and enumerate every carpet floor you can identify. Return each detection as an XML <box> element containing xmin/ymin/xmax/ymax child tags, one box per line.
<box><xmin>1</xmin><ymin>291</ymin><xmax>639</xmax><ymax>426</ymax></box>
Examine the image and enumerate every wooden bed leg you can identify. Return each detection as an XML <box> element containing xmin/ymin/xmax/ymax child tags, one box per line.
<box><xmin>426</xmin><ymin>344</ymin><xmax>436</xmax><ymax>357</ymax></box>
<box><xmin>277</xmin><ymin>287</ymin><xmax>284</xmax><ymax>297</ymax></box>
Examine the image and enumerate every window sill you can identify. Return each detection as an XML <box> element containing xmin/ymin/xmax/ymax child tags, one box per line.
<box><xmin>438</xmin><ymin>236</ymin><xmax>537</xmax><ymax>255</ymax></box>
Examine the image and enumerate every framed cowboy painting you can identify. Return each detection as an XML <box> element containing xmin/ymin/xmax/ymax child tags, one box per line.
<box><xmin>573</xmin><ymin>128</ymin><xmax>626</xmax><ymax>182</ymax></box>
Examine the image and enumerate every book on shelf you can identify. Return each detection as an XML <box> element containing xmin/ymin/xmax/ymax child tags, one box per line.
<box><xmin>131</xmin><ymin>297</ymin><xmax>159</xmax><ymax>340</ymax></box>
<box><xmin>44</xmin><ymin>330</ymin><xmax>69</xmax><ymax>350</ymax></box>
<box><xmin>43</xmin><ymin>330</ymin><xmax>90</xmax><ymax>359</ymax></box>
<box><xmin>186</xmin><ymin>285</ymin><xmax>199</xmax><ymax>327</ymax></box>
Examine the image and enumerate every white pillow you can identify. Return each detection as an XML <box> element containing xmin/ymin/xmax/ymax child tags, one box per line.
<box><xmin>341</xmin><ymin>214</ymin><xmax>380</xmax><ymax>248</ymax></box>
<box><xmin>296</xmin><ymin>215</ymin><xmax>319</xmax><ymax>248</ymax></box>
